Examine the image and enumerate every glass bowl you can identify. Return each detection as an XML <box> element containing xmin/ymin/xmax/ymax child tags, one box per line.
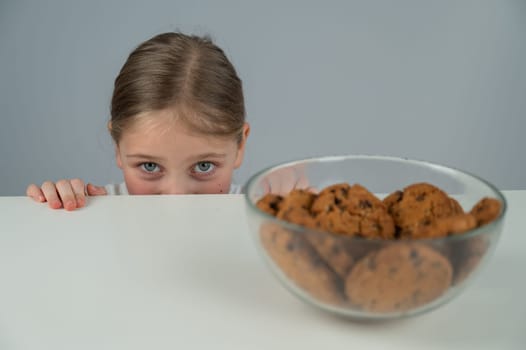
<box><xmin>244</xmin><ymin>155</ymin><xmax>506</xmax><ymax>320</ymax></box>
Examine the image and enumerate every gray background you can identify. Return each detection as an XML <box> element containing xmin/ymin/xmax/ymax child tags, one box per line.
<box><xmin>1</xmin><ymin>0</ymin><xmax>525</xmax><ymax>196</ymax></box>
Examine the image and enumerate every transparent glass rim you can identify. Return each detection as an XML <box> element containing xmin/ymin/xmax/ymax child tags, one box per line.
<box><xmin>244</xmin><ymin>154</ymin><xmax>507</xmax><ymax>243</ymax></box>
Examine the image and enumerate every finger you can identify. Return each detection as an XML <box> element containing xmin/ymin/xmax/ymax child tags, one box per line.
<box><xmin>293</xmin><ymin>167</ymin><xmax>311</xmax><ymax>190</ymax></box>
<box><xmin>86</xmin><ymin>183</ymin><xmax>107</xmax><ymax>196</ymax></box>
<box><xmin>275</xmin><ymin>167</ymin><xmax>301</xmax><ymax>195</ymax></box>
<box><xmin>26</xmin><ymin>184</ymin><xmax>46</xmax><ymax>202</ymax></box>
<box><xmin>55</xmin><ymin>180</ymin><xmax>78</xmax><ymax>211</ymax></box>
<box><xmin>41</xmin><ymin>181</ymin><xmax>63</xmax><ymax>209</ymax></box>
<box><xmin>305</xmin><ymin>186</ymin><xmax>319</xmax><ymax>194</ymax></box>
<box><xmin>262</xmin><ymin>168</ymin><xmax>295</xmax><ymax>195</ymax></box>
<box><xmin>70</xmin><ymin>178</ymin><xmax>87</xmax><ymax>208</ymax></box>
<box><xmin>261</xmin><ymin>177</ymin><xmax>271</xmax><ymax>195</ymax></box>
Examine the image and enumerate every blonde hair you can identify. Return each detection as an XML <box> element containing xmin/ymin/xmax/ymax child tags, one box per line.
<box><xmin>109</xmin><ymin>32</ymin><xmax>245</xmax><ymax>143</ymax></box>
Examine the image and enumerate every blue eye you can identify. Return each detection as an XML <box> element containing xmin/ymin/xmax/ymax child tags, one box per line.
<box><xmin>141</xmin><ymin>162</ymin><xmax>160</xmax><ymax>173</ymax></box>
<box><xmin>194</xmin><ymin>162</ymin><xmax>215</xmax><ymax>174</ymax></box>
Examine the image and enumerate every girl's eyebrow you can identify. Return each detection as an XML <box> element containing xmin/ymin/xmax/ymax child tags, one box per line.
<box><xmin>186</xmin><ymin>152</ymin><xmax>228</xmax><ymax>163</ymax></box>
<box><xmin>127</xmin><ymin>154</ymin><xmax>165</xmax><ymax>162</ymax></box>
<box><xmin>192</xmin><ymin>152</ymin><xmax>227</xmax><ymax>160</ymax></box>
<box><xmin>127</xmin><ymin>152</ymin><xmax>227</xmax><ymax>162</ymax></box>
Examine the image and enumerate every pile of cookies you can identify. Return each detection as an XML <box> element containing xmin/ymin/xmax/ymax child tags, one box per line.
<box><xmin>256</xmin><ymin>182</ymin><xmax>502</xmax><ymax>313</ymax></box>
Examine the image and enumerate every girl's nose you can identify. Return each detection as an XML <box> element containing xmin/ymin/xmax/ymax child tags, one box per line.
<box><xmin>161</xmin><ymin>179</ymin><xmax>190</xmax><ymax>195</ymax></box>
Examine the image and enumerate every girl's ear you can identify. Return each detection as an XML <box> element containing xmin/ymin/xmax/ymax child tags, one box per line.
<box><xmin>115</xmin><ymin>144</ymin><xmax>123</xmax><ymax>169</ymax></box>
<box><xmin>109</xmin><ymin>121</ymin><xmax>123</xmax><ymax>169</ymax></box>
<box><xmin>234</xmin><ymin>122</ymin><xmax>250</xmax><ymax>169</ymax></box>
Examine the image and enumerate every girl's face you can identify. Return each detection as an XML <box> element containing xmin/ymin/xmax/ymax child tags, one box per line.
<box><xmin>114</xmin><ymin>109</ymin><xmax>249</xmax><ymax>195</ymax></box>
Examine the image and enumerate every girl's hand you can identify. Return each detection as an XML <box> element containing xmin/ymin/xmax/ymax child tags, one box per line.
<box><xmin>26</xmin><ymin>179</ymin><xmax>107</xmax><ymax>211</ymax></box>
<box><xmin>261</xmin><ymin>165</ymin><xmax>317</xmax><ymax>196</ymax></box>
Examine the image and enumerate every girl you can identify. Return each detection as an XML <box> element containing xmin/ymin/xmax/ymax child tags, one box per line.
<box><xmin>26</xmin><ymin>32</ymin><xmax>250</xmax><ymax>211</ymax></box>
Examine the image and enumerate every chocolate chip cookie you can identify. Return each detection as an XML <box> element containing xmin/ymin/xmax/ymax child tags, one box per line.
<box><xmin>383</xmin><ymin>183</ymin><xmax>465</xmax><ymax>239</ymax></box>
<box><xmin>259</xmin><ymin>223</ymin><xmax>345</xmax><ymax>305</ymax></box>
<box><xmin>345</xmin><ymin>243</ymin><xmax>453</xmax><ymax>313</ymax></box>
<box><xmin>311</xmin><ymin>183</ymin><xmax>395</xmax><ymax>239</ymax></box>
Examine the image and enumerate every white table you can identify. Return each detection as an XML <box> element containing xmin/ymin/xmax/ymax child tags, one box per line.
<box><xmin>0</xmin><ymin>192</ymin><xmax>524</xmax><ymax>350</ymax></box>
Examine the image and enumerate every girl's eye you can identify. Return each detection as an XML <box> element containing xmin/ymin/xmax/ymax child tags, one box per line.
<box><xmin>193</xmin><ymin>162</ymin><xmax>215</xmax><ymax>174</ymax></box>
<box><xmin>141</xmin><ymin>162</ymin><xmax>160</xmax><ymax>173</ymax></box>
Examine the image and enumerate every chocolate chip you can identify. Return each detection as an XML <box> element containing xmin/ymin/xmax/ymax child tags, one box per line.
<box><xmin>389</xmin><ymin>266</ymin><xmax>398</xmax><ymax>276</ymax></box>
<box><xmin>416</xmin><ymin>193</ymin><xmax>426</xmax><ymax>201</ymax></box>
<box><xmin>431</xmin><ymin>261</ymin><xmax>443</xmax><ymax>269</ymax></box>
<box><xmin>359</xmin><ymin>200</ymin><xmax>372</xmax><ymax>209</ymax></box>
<box><xmin>367</xmin><ymin>256</ymin><xmax>377</xmax><ymax>270</ymax></box>
<box><xmin>410</xmin><ymin>249</ymin><xmax>423</xmax><ymax>267</ymax></box>
<box><xmin>269</xmin><ymin>198</ymin><xmax>282</xmax><ymax>211</ymax></box>
<box><xmin>412</xmin><ymin>290</ymin><xmax>422</xmax><ymax>303</ymax></box>
<box><xmin>312</xmin><ymin>256</ymin><xmax>324</xmax><ymax>267</ymax></box>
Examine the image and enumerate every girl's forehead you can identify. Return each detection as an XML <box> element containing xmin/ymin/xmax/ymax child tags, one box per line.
<box><xmin>123</xmin><ymin>108</ymin><xmax>236</xmax><ymax>143</ymax></box>
<box><xmin>120</xmin><ymin>112</ymin><xmax>236</xmax><ymax>150</ymax></box>
<box><xmin>125</xmin><ymin>109</ymin><xmax>181</xmax><ymax>133</ymax></box>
